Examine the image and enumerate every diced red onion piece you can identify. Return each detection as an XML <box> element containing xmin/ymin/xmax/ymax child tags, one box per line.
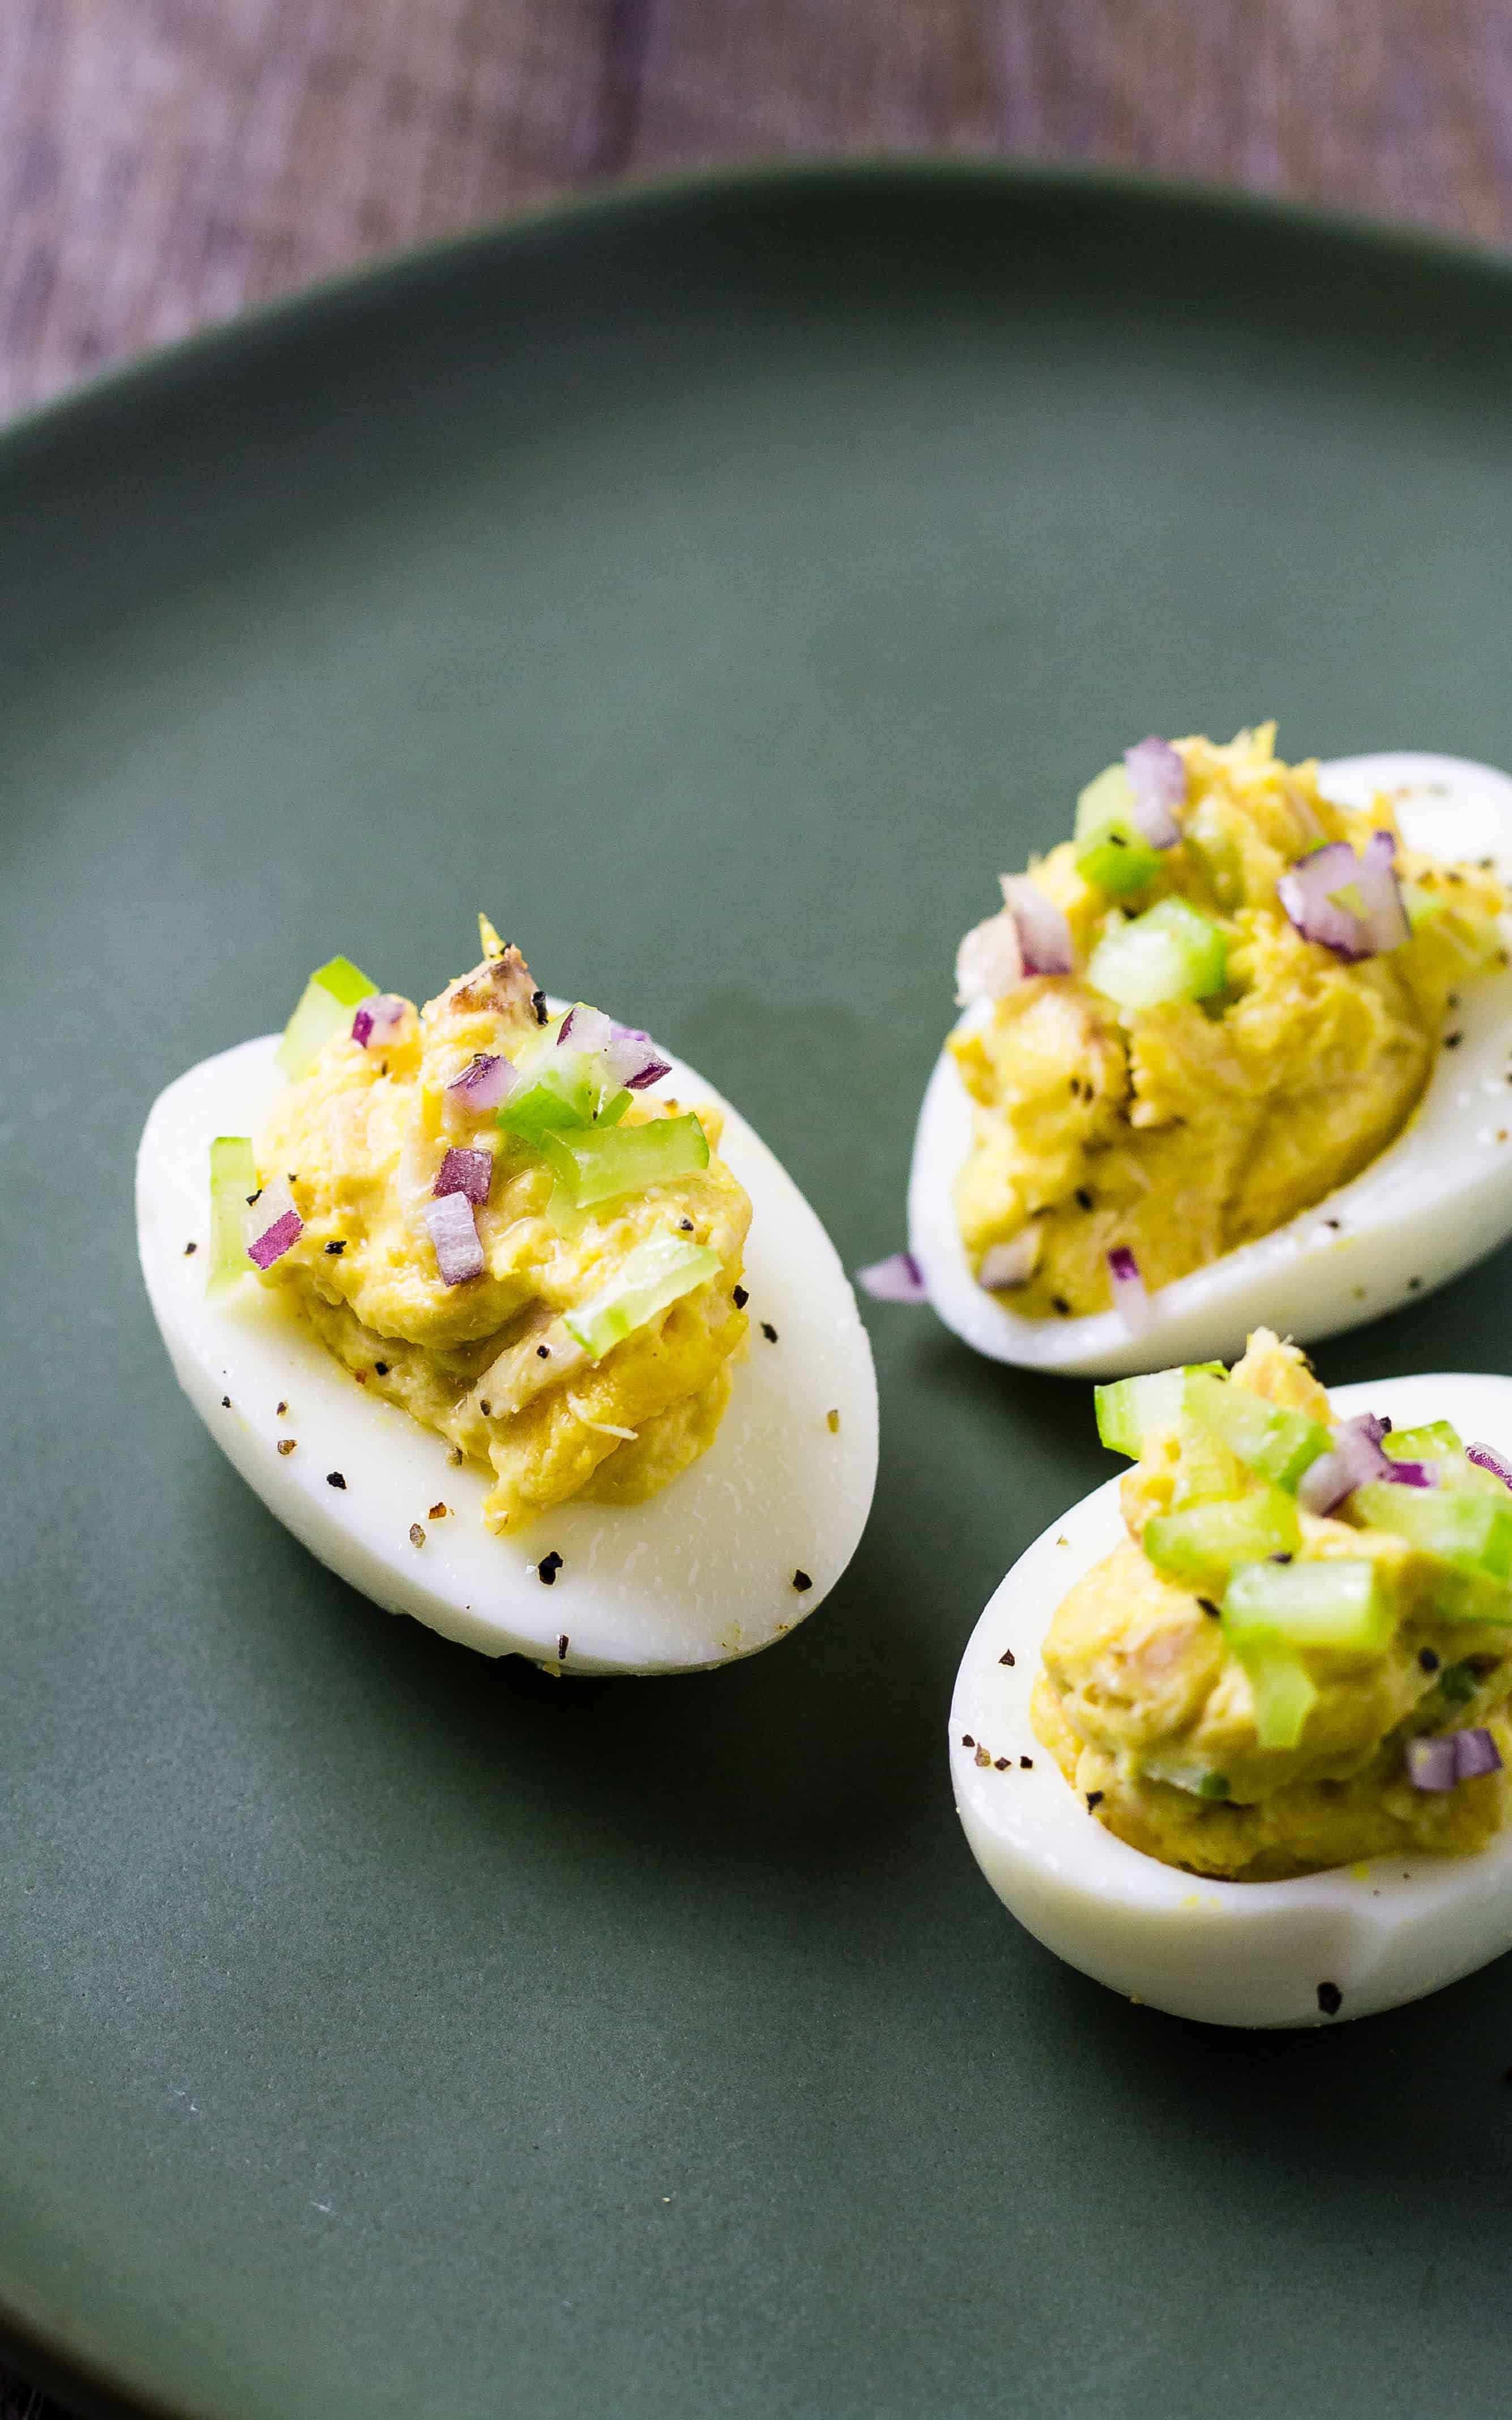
<box><xmin>1467</xmin><ymin>1441</ymin><xmax>1512</xmax><ymax>1492</ymax></box>
<box><xmin>423</xmin><ymin>1192</ymin><xmax>485</xmax><ymax>1285</ymax></box>
<box><xmin>1385</xmin><ymin>1460</ymin><xmax>1434</xmax><ymax>1488</ymax></box>
<box><xmin>955</xmin><ymin>908</ymin><xmax>1023</xmax><ymax>1006</ymax></box>
<box><xmin>1122</xmin><ymin>736</ymin><xmax>1186</xmax><ymax>847</ymax></box>
<box><xmin>1296</xmin><ymin>1412</ymin><xmax>1395</xmax><ymax>1514</ymax></box>
<box><xmin>602</xmin><ymin>1028</ymin><xmax>672</xmax><ymax>1092</ymax></box>
<box><xmin>1277</xmin><ymin>841</ymin><xmax>1374</xmax><ymax>961</ymax></box>
<box><xmin>857</xmin><ymin>1250</ymin><xmax>928</xmax><ymax>1303</ymax></box>
<box><xmin>1106</xmin><ymin>1243</ymin><xmax>1152</xmax><ymax>1332</ymax></box>
<box><xmin>1407</xmin><ymin>1736</ymin><xmax>1459</xmax><ymax>1791</ymax></box>
<box><xmin>559</xmin><ymin>1003</ymin><xmax>613</xmax><ymax>1056</ymax></box>
<box><xmin>1352</xmin><ymin>830</ymin><xmax>1410</xmax><ymax>953</ymax></box>
<box><xmin>352</xmin><ymin>993</ymin><xmax>406</xmax><ymax>1048</ymax></box>
<box><xmin>1455</xmin><ymin>1726</ymin><xmax>1504</xmax><ymax>1782</ymax></box>
<box><xmin>245</xmin><ymin>1177</ymin><xmax>304</xmax><ymax>1271</ymax></box>
<box><xmin>434</xmin><ymin>1147</ymin><xmax>492</xmax><ymax>1206</ymax></box>
<box><xmin>979</xmin><ymin>1225</ymin><xmax>1042</xmax><ymax>1292</ymax></box>
<box><xmin>1001</xmin><ymin>875</ymin><xmax>1075</xmax><ymax>975</ymax></box>
<box><xmin>445</xmin><ymin>1051</ymin><xmax>516</xmax><ymax>1117</ymax></box>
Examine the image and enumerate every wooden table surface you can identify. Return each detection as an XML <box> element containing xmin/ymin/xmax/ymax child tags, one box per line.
<box><xmin>6</xmin><ymin>0</ymin><xmax>1512</xmax><ymax>421</ymax></box>
<box><xmin>2</xmin><ymin>1</ymin><xmax>1508</xmax><ymax>2412</ymax></box>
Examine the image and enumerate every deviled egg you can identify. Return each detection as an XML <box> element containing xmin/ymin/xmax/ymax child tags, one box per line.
<box><xmin>951</xmin><ymin>1334</ymin><xmax>1512</xmax><ymax>2025</ymax></box>
<box><xmin>906</xmin><ymin>732</ymin><xmax>1512</xmax><ymax>1375</ymax></box>
<box><xmin>138</xmin><ymin>927</ymin><xmax>877</xmax><ymax>1675</ymax></box>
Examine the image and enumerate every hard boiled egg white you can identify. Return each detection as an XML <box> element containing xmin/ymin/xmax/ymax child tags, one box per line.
<box><xmin>950</xmin><ymin>1371</ymin><xmax>1512</xmax><ymax>2028</ymax></box>
<box><xmin>909</xmin><ymin>753</ymin><xmax>1512</xmax><ymax>1378</ymax></box>
<box><xmin>138</xmin><ymin>1013</ymin><xmax>878</xmax><ymax>1676</ymax></box>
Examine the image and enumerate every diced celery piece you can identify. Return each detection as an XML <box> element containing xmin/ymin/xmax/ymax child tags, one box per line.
<box><xmin>1143</xmin><ymin>1488</ymin><xmax>1301</xmax><ymax>1584</ymax></box>
<box><xmin>1086</xmin><ymin>898</ymin><xmax>1228</xmax><ymax>1012</ymax></box>
<box><xmin>1075</xmin><ymin>828</ymin><xmax>1165</xmax><ymax>898</ymax></box>
<box><xmin>1352</xmin><ymin>1481</ymin><xmax>1512</xmax><ymax>1621</ymax></box>
<box><xmin>208</xmin><ymin>1136</ymin><xmax>256</xmax><ymax>1294</ymax></box>
<box><xmin>1094</xmin><ymin>1362</ymin><xmax>1223</xmax><ymax>1458</ymax></box>
<box><xmin>1352</xmin><ymin>1481</ymin><xmax>1512</xmax><ymax>1584</ymax></box>
<box><xmin>1073</xmin><ymin>768</ymin><xmax>1165</xmax><ymax>896</ymax></box>
<box><xmin>1184</xmin><ymin>1369</ymin><xmax>1331</xmax><ymax>1492</ymax></box>
<box><xmin>496</xmin><ymin>1050</ymin><xmax>600</xmax><ymax>1142</ymax></box>
<box><xmin>275</xmin><ymin>955</ymin><xmax>376</xmax><ymax>1080</ymax></box>
<box><xmin>1385</xmin><ymin>1420</ymin><xmax>1464</xmax><ymax>1464</ymax></box>
<box><xmin>545</xmin><ymin>1176</ymin><xmax>587</xmax><ymax>1240</ymax></box>
<box><xmin>1197</xmin><ymin>1771</ymin><xmax>1231</xmax><ymax>1800</ymax></box>
<box><xmin>1221</xmin><ymin>1558</ymin><xmax>1392</xmax><ymax>1654</ymax></box>
<box><xmin>1241</xmin><ymin>1648</ymin><xmax>1318</xmax><ymax>1751</ymax></box>
<box><xmin>541</xmin><ymin>1113</ymin><xmax>709</xmax><ymax>1209</ymax></box>
<box><xmin>1170</xmin><ymin>1412</ymin><xmax>1248</xmax><ymax>1510</ymax></box>
<box><xmin>1075</xmin><ymin>764</ymin><xmax>1138</xmax><ymax>840</ymax></box>
<box><xmin>562</xmin><ymin>1230</ymin><xmax>721</xmax><ymax>1362</ymax></box>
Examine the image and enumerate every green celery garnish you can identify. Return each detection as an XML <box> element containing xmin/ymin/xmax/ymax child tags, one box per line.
<box><xmin>275</xmin><ymin>955</ymin><xmax>375</xmax><ymax>1081</ymax></box>
<box><xmin>1086</xmin><ymin>898</ymin><xmax>1228</xmax><ymax>1012</ymax></box>
<box><xmin>1073</xmin><ymin>766</ymin><xmax>1163</xmax><ymax>898</ymax></box>
<box><xmin>1221</xmin><ymin>1557</ymin><xmax>1391</xmax><ymax>1654</ymax></box>
<box><xmin>1384</xmin><ymin>1420</ymin><xmax>1464</xmax><ymax>1464</ymax></box>
<box><xmin>1143</xmin><ymin>1488</ymin><xmax>1301</xmax><ymax>1585</ymax></box>
<box><xmin>208</xmin><ymin>1136</ymin><xmax>256</xmax><ymax>1294</ymax></box>
<box><xmin>1094</xmin><ymin>1363</ymin><xmax>1223</xmax><ymax>1458</ymax></box>
<box><xmin>496</xmin><ymin>1050</ymin><xmax>601</xmax><ymax>1142</ymax></box>
<box><xmin>1240</xmin><ymin>1647</ymin><xmax>1318</xmax><ymax>1752</ymax></box>
<box><xmin>1351</xmin><ymin>1481</ymin><xmax>1512</xmax><ymax>1584</ymax></box>
<box><xmin>562</xmin><ymin>1230</ymin><xmax>721</xmax><ymax>1362</ymax></box>
<box><xmin>1197</xmin><ymin>1771</ymin><xmax>1231</xmax><ymax>1800</ymax></box>
<box><xmin>1184</xmin><ymin>1370</ymin><xmax>1331</xmax><ymax>1493</ymax></box>
<box><xmin>543</xmin><ymin>1114</ymin><xmax>709</xmax><ymax>1209</ymax></box>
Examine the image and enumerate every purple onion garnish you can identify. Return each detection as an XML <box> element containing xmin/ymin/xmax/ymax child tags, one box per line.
<box><xmin>559</xmin><ymin>1003</ymin><xmax>613</xmax><ymax>1056</ymax></box>
<box><xmin>1106</xmin><ymin>1243</ymin><xmax>1153</xmax><ymax>1333</ymax></box>
<box><xmin>1001</xmin><ymin>876</ymin><xmax>1075</xmax><ymax>976</ymax></box>
<box><xmin>352</xmin><ymin>994</ymin><xmax>407</xmax><ymax>1049</ymax></box>
<box><xmin>858</xmin><ymin>1250</ymin><xmax>928</xmax><ymax>1304</ymax></box>
<box><xmin>604</xmin><ymin>1025</ymin><xmax>672</xmax><ymax>1092</ymax></box>
<box><xmin>1406</xmin><ymin>1735</ymin><xmax>1459</xmax><ymax>1792</ymax></box>
<box><xmin>1408</xmin><ymin>1728</ymin><xmax>1504</xmax><ymax>1791</ymax></box>
<box><xmin>445</xmin><ymin>1051</ymin><xmax>516</xmax><ymax>1117</ymax></box>
<box><xmin>423</xmin><ymin>1192</ymin><xmax>485</xmax><ymax>1286</ymax></box>
<box><xmin>1353</xmin><ymin>830</ymin><xmax>1411</xmax><ymax>953</ymax></box>
<box><xmin>1455</xmin><ymin>1726</ymin><xmax>1504</xmax><ymax>1781</ymax></box>
<box><xmin>434</xmin><ymin>1147</ymin><xmax>493</xmax><ymax>1207</ymax></box>
<box><xmin>1385</xmin><ymin>1460</ymin><xmax>1434</xmax><ymax>1489</ymax></box>
<box><xmin>247</xmin><ymin>1207</ymin><xmax>302</xmax><ymax>1270</ymax></box>
<box><xmin>244</xmin><ymin>1177</ymin><xmax>304</xmax><ymax>1271</ymax></box>
<box><xmin>1122</xmin><ymin>736</ymin><xmax>1186</xmax><ymax>847</ymax></box>
<box><xmin>1296</xmin><ymin>1412</ymin><xmax>1394</xmax><ymax>1515</ymax></box>
<box><xmin>1277</xmin><ymin>833</ymin><xmax>1408</xmax><ymax>962</ymax></box>
<box><xmin>1467</xmin><ymin>1441</ymin><xmax>1512</xmax><ymax>1492</ymax></box>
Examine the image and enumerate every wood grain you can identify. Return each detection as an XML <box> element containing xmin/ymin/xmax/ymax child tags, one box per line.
<box><xmin>1</xmin><ymin>3</ymin><xmax>1508</xmax><ymax>2412</ymax></box>
<box><xmin>4</xmin><ymin>0</ymin><xmax>1512</xmax><ymax>419</ymax></box>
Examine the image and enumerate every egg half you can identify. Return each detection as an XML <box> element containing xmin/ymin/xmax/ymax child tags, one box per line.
<box><xmin>909</xmin><ymin>753</ymin><xmax>1512</xmax><ymax>1378</ymax></box>
<box><xmin>950</xmin><ymin>1371</ymin><xmax>1512</xmax><ymax>2027</ymax></box>
<box><xmin>137</xmin><ymin>1011</ymin><xmax>878</xmax><ymax>1676</ymax></box>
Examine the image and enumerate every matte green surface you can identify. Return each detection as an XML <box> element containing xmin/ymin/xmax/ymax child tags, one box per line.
<box><xmin>6</xmin><ymin>162</ymin><xmax>1512</xmax><ymax>2420</ymax></box>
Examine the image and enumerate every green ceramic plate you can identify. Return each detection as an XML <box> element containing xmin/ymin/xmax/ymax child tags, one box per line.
<box><xmin>6</xmin><ymin>161</ymin><xmax>1512</xmax><ymax>2420</ymax></box>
